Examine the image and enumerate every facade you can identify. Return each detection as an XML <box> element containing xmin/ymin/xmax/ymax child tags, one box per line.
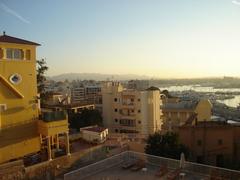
<box><xmin>0</xmin><ymin>33</ymin><xmax>69</xmax><ymax>164</ymax></box>
<box><xmin>161</xmin><ymin>98</ymin><xmax>212</xmax><ymax>132</ymax></box>
<box><xmin>71</xmin><ymin>85</ymin><xmax>101</xmax><ymax>104</ymax></box>
<box><xmin>101</xmin><ymin>82</ymin><xmax>163</xmax><ymax>136</ymax></box>
<box><xmin>179</xmin><ymin>121</ymin><xmax>240</xmax><ymax>167</ymax></box>
<box><xmin>85</xmin><ymin>85</ymin><xmax>101</xmax><ymax>103</ymax></box>
<box><xmin>80</xmin><ymin>126</ymin><xmax>108</xmax><ymax>144</ymax></box>
<box><xmin>71</xmin><ymin>86</ymin><xmax>85</xmax><ymax>103</ymax></box>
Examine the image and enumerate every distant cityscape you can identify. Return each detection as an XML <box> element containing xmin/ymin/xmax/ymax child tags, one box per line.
<box><xmin>1</xmin><ymin>34</ymin><xmax>240</xmax><ymax>179</ymax></box>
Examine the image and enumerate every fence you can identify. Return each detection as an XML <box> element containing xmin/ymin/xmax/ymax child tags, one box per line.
<box><xmin>64</xmin><ymin>151</ymin><xmax>240</xmax><ymax>180</ymax></box>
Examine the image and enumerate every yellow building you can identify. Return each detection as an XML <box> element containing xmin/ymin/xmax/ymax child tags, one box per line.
<box><xmin>101</xmin><ymin>82</ymin><xmax>163</xmax><ymax>137</ymax></box>
<box><xmin>161</xmin><ymin>98</ymin><xmax>212</xmax><ymax>132</ymax></box>
<box><xmin>0</xmin><ymin>33</ymin><xmax>69</xmax><ymax>164</ymax></box>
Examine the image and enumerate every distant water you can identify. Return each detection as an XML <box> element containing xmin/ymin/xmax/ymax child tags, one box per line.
<box><xmin>217</xmin><ymin>95</ymin><xmax>240</xmax><ymax>108</ymax></box>
<box><xmin>160</xmin><ymin>85</ymin><xmax>240</xmax><ymax>108</ymax></box>
<box><xmin>160</xmin><ymin>85</ymin><xmax>240</xmax><ymax>93</ymax></box>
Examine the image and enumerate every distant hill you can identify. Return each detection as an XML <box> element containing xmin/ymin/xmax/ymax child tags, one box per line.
<box><xmin>49</xmin><ymin>73</ymin><xmax>150</xmax><ymax>81</ymax></box>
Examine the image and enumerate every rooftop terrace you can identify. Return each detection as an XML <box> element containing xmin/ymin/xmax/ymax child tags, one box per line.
<box><xmin>64</xmin><ymin>151</ymin><xmax>240</xmax><ymax>180</ymax></box>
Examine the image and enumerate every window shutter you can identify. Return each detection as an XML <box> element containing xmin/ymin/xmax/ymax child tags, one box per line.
<box><xmin>26</xmin><ymin>49</ymin><xmax>31</xmax><ymax>60</ymax></box>
<box><xmin>0</xmin><ymin>48</ymin><xmax>3</xmax><ymax>59</ymax></box>
<box><xmin>21</xmin><ymin>49</ymin><xmax>24</xmax><ymax>59</ymax></box>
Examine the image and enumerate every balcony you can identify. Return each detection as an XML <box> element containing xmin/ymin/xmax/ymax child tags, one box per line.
<box><xmin>121</xmin><ymin>102</ymin><xmax>135</xmax><ymax>109</ymax></box>
<box><xmin>41</xmin><ymin>111</ymin><xmax>67</xmax><ymax>122</ymax></box>
<box><xmin>119</xmin><ymin>111</ymin><xmax>136</xmax><ymax>119</ymax></box>
<box><xmin>119</xmin><ymin>119</ymin><xmax>136</xmax><ymax>127</ymax></box>
<box><xmin>38</xmin><ymin>111</ymin><xmax>69</xmax><ymax>136</ymax></box>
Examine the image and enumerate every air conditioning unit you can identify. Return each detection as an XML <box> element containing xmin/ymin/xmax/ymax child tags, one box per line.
<box><xmin>0</xmin><ymin>104</ymin><xmax>7</xmax><ymax>112</ymax></box>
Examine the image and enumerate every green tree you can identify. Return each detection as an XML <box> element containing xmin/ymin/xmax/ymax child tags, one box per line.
<box><xmin>69</xmin><ymin>109</ymin><xmax>103</xmax><ymax>130</ymax></box>
<box><xmin>36</xmin><ymin>58</ymin><xmax>49</xmax><ymax>100</ymax></box>
<box><xmin>145</xmin><ymin>132</ymin><xmax>189</xmax><ymax>160</ymax></box>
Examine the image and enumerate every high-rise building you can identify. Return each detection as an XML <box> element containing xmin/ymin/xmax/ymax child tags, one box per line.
<box><xmin>101</xmin><ymin>82</ymin><xmax>163</xmax><ymax>137</ymax></box>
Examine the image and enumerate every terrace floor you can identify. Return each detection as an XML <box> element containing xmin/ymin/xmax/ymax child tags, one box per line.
<box><xmin>84</xmin><ymin>164</ymin><xmax>207</xmax><ymax>180</ymax></box>
<box><xmin>64</xmin><ymin>151</ymin><xmax>240</xmax><ymax>180</ymax></box>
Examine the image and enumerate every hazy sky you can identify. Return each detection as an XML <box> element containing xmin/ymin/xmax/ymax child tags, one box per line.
<box><xmin>1</xmin><ymin>0</ymin><xmax>240</xmax><ymax>78</ymax></box>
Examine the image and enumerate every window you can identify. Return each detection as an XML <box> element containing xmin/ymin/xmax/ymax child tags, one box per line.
<box><xmin>197</xmin><ymin>140</ymin><xmax>202</xmax><ymax>146</ymax></box>
<box><xmin>138</xmin><ymin>121</ymin><xmax>141</xmax><ymax>124</ymax></box>
<box><xmin>115</xmin><ymin>118</ymin><xmax>118</xmax><ymax>122</ymax></box>
<box><xmin>114</xmin><ymin>108</ymin><xmax>118</xmax><ymax>112</ymax></box>
<box><xmin>218</xmin><ymin>139</ymin><xmax>223</xmax><ymax>145</ymax></box>
<box><xmin>138</xmin><ymin>109</ymin><xmax>141</xmax><ymax>113</ymax></box>
<box><xmin>131</xmin><ymin>109</ymin><xmax>134</xmax><ymax>113</ymax></box>
<box><xmin>26</xmin><ymin>49</ymin><xmax>31</xmax><ymax>60</ymax></box>
<box><xmin>9</xmin><ymin>74</ymin><xmax>22</xmax><ymax>84</ymax></box>
<box><xmin>131</xmin><ymin>98</ymin><xmax>134</xmax><ymax>102</ymax></box>
<box><xmin>138</xmin><ymin>98</ymin><xmax>140</xmax><ymax>102</ymax></box>
<box><xmin>115</xmin><ymin>129</ymin><xmax>118</xmax><ymax>133</ymax></box>
<box><xmin>114</xmin><ymin>98</ymin><xmax>118</xmax><ymax>102</ymax></box>
<box><xmin>6</xmin><ymin>48</ymin><xmax>23</xmax><ymax>60</ymax></box>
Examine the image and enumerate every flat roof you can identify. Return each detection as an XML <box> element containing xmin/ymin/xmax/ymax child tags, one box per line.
<box><xmin>64</xmin><ymin>151</ymin><xmax>240</xmax><ymax>180</ymax></box>
<box><xmin>83</xmin><ymin>127</ymin><xmax>107</xmax><ymax>133</ymax></box>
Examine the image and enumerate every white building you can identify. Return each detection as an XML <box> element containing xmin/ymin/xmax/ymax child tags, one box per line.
<box><xmin>101</xmin><ymin>82</ymin><xmax>163</xmax><ymax>137</ymax></box>
<box><xmin>80</xmin><ymin>126</ymin><xmax>108</xmax><ymax>144</ymax></box>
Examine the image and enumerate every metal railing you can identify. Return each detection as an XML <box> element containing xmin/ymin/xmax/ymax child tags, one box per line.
<box><xmin>64</xmin><ymin>151</ymin><xmax>240</xmax><ymax>180</ymax></box>
<box><xmin>40</xmin><ymin>111</ymin><xmax>67</xmax><ymax>122</ymax></box>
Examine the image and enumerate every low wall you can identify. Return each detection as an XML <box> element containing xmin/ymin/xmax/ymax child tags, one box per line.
<box><xmin>0</xmin><ymin>160</ymin><xmax>25</xmax><ymax>180</ymax></box>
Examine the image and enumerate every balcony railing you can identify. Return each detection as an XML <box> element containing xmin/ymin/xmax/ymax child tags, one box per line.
<box><xmin>40</xmin><ymin>111</ymin><xmax>67</xmax><ymax>122</ymax></box>
<box><xmin>122</xmin><ymin>102</ymin><xmax>134</xmax><ymax>106</ymax></box>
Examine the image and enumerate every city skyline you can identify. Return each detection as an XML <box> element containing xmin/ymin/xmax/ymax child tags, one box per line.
<box><xmin>1</xmin><ymin>0</ymin><xmax>240</xmax><ymax>78</ymax></box>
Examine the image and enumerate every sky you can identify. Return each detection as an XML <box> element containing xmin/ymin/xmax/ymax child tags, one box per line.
<box><xmin>1</xmin><ymin>0</ymin><xmax>240</xmax><ymax>78</ymax></box>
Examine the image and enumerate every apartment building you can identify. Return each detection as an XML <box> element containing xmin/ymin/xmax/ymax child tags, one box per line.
<box><xmin>71</xmin><ymin>85</ymin><xmax>101</xmax><ymax>104</ymax></box>
<box><xmin>0</xmin><ymin>33</ymin><xmax>69</xmax><ymax>164</ymax></box>
<box><xmin>179</xmin><ymin>121</ymin><xmax>240</xmax><ymax>167</ymax></box>
<box><xmin>71</xmin><ymin>86</ymin><xmax>85</xmax><ymax>103</ymax></box>
<box><xmin>101</xmin><ymin>82</ymin><xmax>163</xmax><ymax>136</ymax></box>
<box><xmin>85</xmin><ymin>85</ymin><xmax>101</xmax><ymax>103</ymax></box>
<box><xmin>161</xmin><ymin>97</ymin><xmax>212</xmax><ymax>132</ymax></box>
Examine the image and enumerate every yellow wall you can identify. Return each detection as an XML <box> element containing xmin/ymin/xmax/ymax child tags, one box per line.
<box><xmin>0</xmin><ymin>42</ymin><xmax>40</xmax><ymax>163</ymax></box>
<box><xmin>195</xmin><ymin>99</ymin><xmax>212</xmax><ymax>122</ymax></box>
<box><xmin>0</xmin><ymin>137</ymin><xmax>40</xmax><ymax>163</ymax></box>
<box><xmin>0</xmin><ymin>43</ymin><xmax>38</xmax><ymax>128</ymax></box>
<box><xmin>38</xmin><ymin>119</ymin><xmax>69</xmax><ymax>136</ymax></box>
